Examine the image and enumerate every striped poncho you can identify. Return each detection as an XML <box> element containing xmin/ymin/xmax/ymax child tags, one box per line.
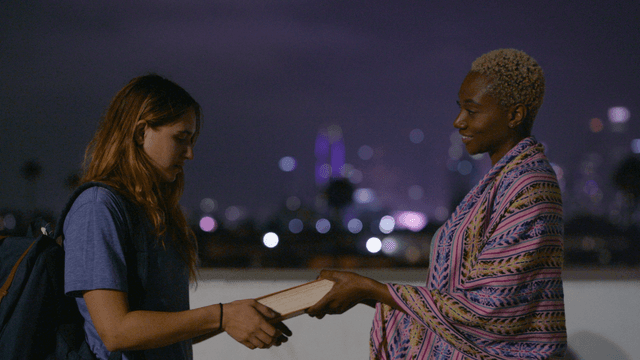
<box><xmin>370</xmin><ymin>137</ymin><xmax>566</xmax><ymax>359</ymax></box>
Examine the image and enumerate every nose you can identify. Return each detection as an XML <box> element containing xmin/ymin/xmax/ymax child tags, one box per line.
<box><xmin>453</xmin><ymin>111</ymin><xmax>466</xmax><ymax>129</ymax></box>
<box><xmin>185</xmin><ymin>144</ymin><xmax>194</xmax><ymax>160</ymax></box>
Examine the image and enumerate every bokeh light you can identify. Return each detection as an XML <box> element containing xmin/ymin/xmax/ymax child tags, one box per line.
<box><xmin>318</xmin><ymin>163</ymin><xmax>332</xmax><ymax>179</ymax></box>
<box><xmin>278</xmin><ymin>156</ymin><xmax>297</xmax><ymax>172</ymax></box>
<box><xmin>315</xmin><ymin>195</ymin><xmax>328</xmax><ymax>212</ymax></box>
<box><xmin>447</xmin><ymin>159</ymin><xmax>459</xmax><ymax>172</ymax></box>
<box><xmin>580</xmin><ymin>153</ymin><xmax>602</xmax><ymax>176</ymax></box>
<box><xmin>631</xmin><ymin>139</ymin><xmax>640</xmax><ymax>154</ymax></box>
<box><xmin>457</xmin><ymin>160</ymin><xmax>472</xmax><ymax>175</ymax></box>
<box><xmin>583</xmin><ymin>180</ymin><xmax>603</xmax><ymax>204</ymax></box>
<box><xmin>1</xmin><ymin>214</ymin><xmax>16</xmax><ymax>230</ymax></box>
<box><xmin>315</xmin><ymin>218</ymin><xmax>331</xmax><ymax>234</ymax></box>
<box><xmin>225</xmin><ymin>206</ymin><xmax>243</xmax><ymax>221</ymax></box>
<box><xmin>450</xmin><ymin>131</ymin><xmax>462</xmax><ymax>145</ymax></box>
<box><xmin>381</xmin><ymin>237</ymin><xmax>398</xmax><ymax>255</ymax></box>
<box><xmin>340</xmin><ymin>163</ymin><xmax>354</xmax><ymax>177</ymax></box>
<box><xmin>288</xmin><ymin>218</ymin><xmax>303</xmax><ymax>234</ymax></box>
<box><xmin>449</xmin><ymin>145</ymin><xmax>463</xmax><ymax>160</ymax></box>
<box><xmin>200</xmin><ymin>198</ymin><xmax>217</xmax><ymax>213</ymax></box>
<box><xmin>394</xmin><ymin>211</ymin><xmax>427</xmax><ymax>232</ymax></box>
<box><xmin>347</xmin><ymin>218</ymin><xmax>363</xmax><ymax>234</ymax></box>
<box><xmin>354</xmin><ymin>188</ymin><xmax>375</xmax><ymax>204</ymax></box>
<box><xmin>366</xmin><ymin>237</ymin><xmax>382</xmax><ymax>253</ymax></box>
<box><xmin>379</xmin><ymin>215</ymin><xmax>395</xmax><ymax>234</ymax></box>
<box><xmin>409</xmin><ymin>129</ymin><xmax>424</xmax><ymax>144</ymax></box>
<box><xmin>408</xmin><ymin>185</ymin><xmax>424</xmax><ymax>200</ymax></box>
<box><xmin>608</xmin><ymin>106</ymin><xmax>630</xmax><ymax>123</ymax></box>
<box><xmin>263</xmin><ymin>232</ymin><xmax>279</xmax><ymax>248</ymax></box>
<box><xmin>286</xmin><ymin>196</ymin><xmax>301</xmax><ymax>211</ymax></box>
<box><xmin>434</xmin><ymin>206</ymin><xmax>449</xmax><ymax>222</ymax></box>
<box><xmin>589</xmin><ymin>118</ymin><xmax>604</xmax><ymax>133</ymax></box>
<box><xmin>199</xmin><ymin>216</ymin><xmax>217</xmax><ymax>232</ymax></box>
<box><xmin>358</xmin><ymin>145</ymin><xmax>374</xmax><ymax>160</ymax></box>
<box><xmin>347</xmin><ymin>168</ymin><xmax>363</xmax><ymax>184</ymax></box>
<box><xmin>3</xmin><ymin>213</ymin><xmax>16</xmax><ymax>230</ymax></box>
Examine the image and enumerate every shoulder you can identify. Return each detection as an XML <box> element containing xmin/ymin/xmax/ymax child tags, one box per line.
<box><xmin>501</xmin><ymin>146</ymin><xmax>557</xmax><ymax>186</ymax></box>
<box><xmin>69</xmin><ymin>186</ymin><xmax>123</xmax><ymax>212</ymax></box>
<box><xmin>495</xmin><ymin>149</ymin><xmax>561</xmax><ymax>206</ymax></box>
<box><xmin>65</xmin><ymin>186</ymin><xmax>131</xmax><ymax>229</ymax></box>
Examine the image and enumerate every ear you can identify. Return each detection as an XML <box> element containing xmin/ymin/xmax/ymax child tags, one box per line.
<box><xmin>508</xmin><ymin>104</ymin><xmax>527</xmax><ymax>129</ymax></box>
<box><xmin>134</xmin><ymin>122</ymin><xmax>147</xmax><ymax>146</ymax></box>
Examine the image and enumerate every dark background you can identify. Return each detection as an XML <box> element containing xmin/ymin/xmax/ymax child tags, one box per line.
<box><xmin>2</xmin><ymin>1</ymin><xmax>639</xmax><ymax>267</ymax></box>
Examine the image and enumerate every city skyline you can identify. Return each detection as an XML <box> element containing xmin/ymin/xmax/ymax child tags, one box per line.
<box><xmin>1</xmin><ymin>1</ymin><xmax>638</xmax><ymax>229</ymax></box>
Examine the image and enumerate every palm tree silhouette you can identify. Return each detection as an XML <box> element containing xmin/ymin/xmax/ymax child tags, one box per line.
<box><xmin>20</xmin><ymin>159</ymin><xmax>42</xmax><ymax>211</ymax></box>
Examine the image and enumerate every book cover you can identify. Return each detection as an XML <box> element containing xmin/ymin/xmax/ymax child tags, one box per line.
<box><xmin>256</xmin><ymin>279</ymin><xmax>335</xmax><ymax>321</ymax></box>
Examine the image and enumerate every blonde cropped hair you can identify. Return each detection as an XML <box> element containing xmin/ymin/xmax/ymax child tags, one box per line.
<box><xmin>471</xmin><ymin>49</ymin><xmax>545</xmax><ymax>128</ymax></box>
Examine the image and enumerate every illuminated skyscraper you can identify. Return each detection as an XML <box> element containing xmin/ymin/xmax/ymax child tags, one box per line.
<box><xmin>315</xmin><ymin>125</ymin><xmax>345</xmax><ymax>186</ymax></box>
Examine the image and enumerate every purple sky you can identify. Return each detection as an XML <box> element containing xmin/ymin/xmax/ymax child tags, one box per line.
<box><xmin>1</xmin><ymin>1</ymin><xmax>639</xmax><ymax>224</ymax></box>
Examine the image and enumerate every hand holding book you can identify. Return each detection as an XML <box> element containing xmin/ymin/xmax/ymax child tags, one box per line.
<box><xmin>256</xmin><ymin>279</ymin><xmax>335</xmax><ymax>321</ymax></box>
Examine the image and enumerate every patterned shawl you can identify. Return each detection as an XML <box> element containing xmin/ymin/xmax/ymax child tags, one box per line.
<box><xmin>370</xmin><ymin>137</ymin><xmax>566</xmax><ymax>360</ymax></box>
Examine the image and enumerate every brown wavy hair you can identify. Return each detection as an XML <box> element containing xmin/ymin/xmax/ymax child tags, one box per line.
<box><xmin>81</xmin><ymin>74</ymin><xmax>201</xmax><ymax>281</ymax></box>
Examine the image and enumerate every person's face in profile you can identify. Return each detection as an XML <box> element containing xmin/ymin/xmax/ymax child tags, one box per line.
<box><xmin>454</xmin><ymin>72</ymin><xmax>517</xmax><ymax>165</ymax></box>
<box><xmin>141</xmin><ymin>109</ymin><xmax>197</xmax><ymax>182</ymax></box>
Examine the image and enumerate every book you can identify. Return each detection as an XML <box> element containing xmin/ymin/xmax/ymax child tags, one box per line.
<box><xmin>256</xmin><ymin>279</ymin><xmax>335</xmax><ymax>321</ymax></box>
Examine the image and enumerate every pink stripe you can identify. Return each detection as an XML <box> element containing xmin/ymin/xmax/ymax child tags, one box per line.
<box><xmin>461</xmin><ymin>268</ymin><xmax>563</xmax><ymax>288</ymax></box>
<box><xmin>480</xmin><ymin>238</ymin><xmax>561</xmax><ymax>258</ymax></box>
<box><xmin>456</xmin><ymin>324</ymin><xmax>567</xmax><ymax>342</ymax></box>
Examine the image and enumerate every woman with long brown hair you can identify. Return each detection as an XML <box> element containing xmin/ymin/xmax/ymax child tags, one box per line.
<box><xmin>62</xmin><ymin>74</ymin><xmax>289</xmax><ymax>359</ymax></box>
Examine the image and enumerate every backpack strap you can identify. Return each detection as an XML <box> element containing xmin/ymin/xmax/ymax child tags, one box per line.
<box><xmin>0</xmin><ymin>239</ymin><xmax>37</xmax><ymax>304</ymax></box>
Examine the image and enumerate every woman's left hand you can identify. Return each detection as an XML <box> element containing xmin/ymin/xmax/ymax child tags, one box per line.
<box><xmin>306</xmin><ymin>270</ymin><xmax>376</xmax><ymax>319</ymax></box>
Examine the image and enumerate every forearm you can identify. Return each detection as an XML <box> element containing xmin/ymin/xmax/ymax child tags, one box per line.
<box><xmin>361</xmin><ymin>277</ymin><xmax>403</xmax><ymax>311</ymax></box>
<box><xmin>103</xmin><ymin>304</ymin><xmax>221</xmax><ymax>351</ymax></box>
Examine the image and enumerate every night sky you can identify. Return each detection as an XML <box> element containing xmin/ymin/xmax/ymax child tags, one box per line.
<box><xmin>1</xmin><ymin>1</ymin><xmax>639</xmax><ymax>226</ymax></box>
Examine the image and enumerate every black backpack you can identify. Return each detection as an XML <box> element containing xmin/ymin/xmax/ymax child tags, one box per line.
<box><xmin>0</xmin><ymin>182</ymin><xmax>144</xmax><ymax>360</ymax></box>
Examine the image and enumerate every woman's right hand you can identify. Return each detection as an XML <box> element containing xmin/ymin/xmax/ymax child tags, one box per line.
<box><xmin>221</xmin><ymin>299</ymin><xmax>292</xmax><ymax>349</ymax></box>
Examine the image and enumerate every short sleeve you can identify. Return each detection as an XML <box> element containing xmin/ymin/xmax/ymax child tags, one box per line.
<box><xmin>63</xmin><ymin>187</ymin><xmax>129</xmax><ymax>297</ymax></box>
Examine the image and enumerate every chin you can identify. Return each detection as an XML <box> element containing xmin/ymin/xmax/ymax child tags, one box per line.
<box><xmin>159</xmin><ymin>172</ymin><xmax>177</xmax><ymax>183</ymax></box>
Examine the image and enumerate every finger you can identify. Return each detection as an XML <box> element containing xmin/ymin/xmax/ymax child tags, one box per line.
<box><xmin>252</xmin><ymin>301</ymin><xmax>280</xmax><ymax>320</ymax></box>
<box><xmin>249</xmin><ymin>332</ymin><xmax>270</xmax><ymax>349</ymax></box>
<box><xmin>318</xmin><ymin>269</ymin><xmax>334</xmax><ymax>280</ymax></box>
<box><xmin>243</xmin><ymin>340</ymin><xmax>257</xmax><ymax>350</ymax></box>
<box><xmin>253</xmin><ymin>316</ymin><xmax>278</xmax><ymax>338</ymax></box>
<box><xmin>274</xmin><ymin>334</ymin><xmax>288</xmax><ymax>346</ymax></box>
<box><xmin>307</xmin><ymin>312</ymin><xmax>325</xmax><ymax>319</ymax></box>
<box><xmin>274</xmin><ymin>321</ymin><xmax>292</xmax><ymax>337</ymax></box>
<box><xmin>255</xmin><ymin>330</ymin><xmax>276</xmax><ymax>348</ymax></box>
<box><xmin>306</xmin><ymin>292</ymin><xmax>331</xmax><ymax>315</ymax></box>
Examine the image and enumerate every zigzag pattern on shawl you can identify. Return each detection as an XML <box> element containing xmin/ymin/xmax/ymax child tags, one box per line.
<box><xmin>370</xmin><ymin>303</ymin><xmax>427</xmax><ymax>360</ymax></box>
<box><xmin>464</xmin><ymin>332</ymin><xmax>567</xmax><ymax>360</ymax></box>
<box><xmin>465</xmin><ymin>278</ymin><xmax>564</xmax><ymax>308</ymax></box>
<box><xmin>369</xmin><ymin>137</ymin><xmax>566</xmax><ymax>360</ymax></box>
<box><xmin>429</xmin><ymin>138</ymin><xmax>542</xmax><ymax>292</ymax></box>
<box><xmin>390</xmin><ymin>286</ymin><xmax>513</xmax><ymax>360</ymax></box>
<box><xmin>428</xmin><ymin>290</ymin><xmax>566</xmax><ymax>336</ymax></box>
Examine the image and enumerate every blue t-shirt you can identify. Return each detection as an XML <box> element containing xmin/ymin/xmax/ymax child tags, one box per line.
<box><xmin>63</xmin><ymin>187</ymin><xmax>192</xmax><ymax>360</ymax></box>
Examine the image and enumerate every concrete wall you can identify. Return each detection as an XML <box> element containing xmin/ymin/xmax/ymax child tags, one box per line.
<box><xmin>190</xmin><ymin>268</ymin><xmax>640</xmax><ymax>360</ymax></box>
